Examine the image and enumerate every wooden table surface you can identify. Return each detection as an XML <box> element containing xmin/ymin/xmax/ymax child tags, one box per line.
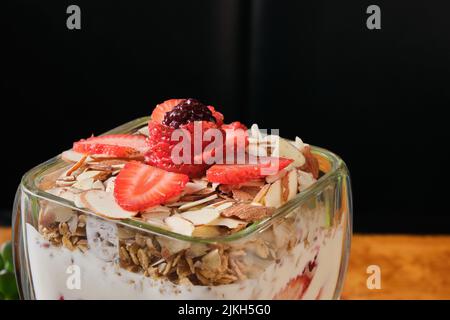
<box><xmin>1</xmin><ymin>227</ymin><xmax>449</xmax><ymax>299</ymax></box>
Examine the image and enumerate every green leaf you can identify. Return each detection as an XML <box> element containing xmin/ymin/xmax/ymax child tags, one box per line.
<box><xmin>0</xmin><ymin>254</ymin><xmax>4</xmax><ymax>270</ymax></box>
<box><xmin>0</xmin><ymin>270</ymin><xmax>18</xmax><ymax>298</ymax></box>
<box><xmin>0</xmin><ymin>242</ymin><xmax>13</xmax><ymax>273</ymax></box>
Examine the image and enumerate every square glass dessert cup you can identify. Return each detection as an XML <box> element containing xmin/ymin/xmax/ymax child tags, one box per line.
<box><xmin>11</xmin><ymin>117</ymin><xmax>352</xmax><ymax>300</ymax></box>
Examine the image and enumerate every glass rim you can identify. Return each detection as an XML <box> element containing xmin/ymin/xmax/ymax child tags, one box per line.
<box><xmin>20</xmin><ymin>116</ymin><xmax>348</xmax><ymax>243</ymax></box>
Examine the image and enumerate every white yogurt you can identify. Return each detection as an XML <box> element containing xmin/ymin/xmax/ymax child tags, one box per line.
<box><xmin>26</xmin><ymin>223</ymin><xmax>344</xmax><ymax>300</ymax></box>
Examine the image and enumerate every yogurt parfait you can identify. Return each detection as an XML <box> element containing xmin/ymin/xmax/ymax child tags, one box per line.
<box><xmin>12</xmin><ymin>98</ymin><xmax>352</xmax><ymax>299</ymax></box>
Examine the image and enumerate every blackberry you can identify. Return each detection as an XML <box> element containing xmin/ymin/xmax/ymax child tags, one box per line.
<box><xmin>163</xmin><ymin>98</ymin><xmax>216</xmax><ymax>128</ymax></box>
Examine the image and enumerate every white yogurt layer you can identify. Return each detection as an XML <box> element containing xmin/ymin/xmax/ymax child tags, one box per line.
<box><xmin>26</xmin><ymin>223</ymin><xmax>344</xmax><ymax>300</ymax></box>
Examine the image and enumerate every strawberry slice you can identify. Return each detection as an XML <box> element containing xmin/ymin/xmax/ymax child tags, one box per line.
<box><xmin>273</xmin><ymin>275</ymin><xmax>312</xmax><ymax>300</ymax></box>
<box><xmin>114</xmin><ymin>161</ymin><xmax>189</xmax><ymax>211</ymax></box>
<box><xmin>73</xmin><ymin>134</ymin><xmax>149</xmax><ymax>158</ymax></box>
<box><xmin>150</xmin><ymin>99</ymin><xmax>184</xmax><ymax>123</ymax></box>
<box><xmin>208</xmin><ymin>106</ymin><xmax>224</xmax><ymax>126</ymax></box>
<box><xmin>206</xmin><ymin>157</ymin><xmax>293</xmax><ymax>184</ymax></box>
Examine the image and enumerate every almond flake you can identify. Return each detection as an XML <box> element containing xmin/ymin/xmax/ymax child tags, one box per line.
<box><xmin>66</xmin><ymin>154</ymin><xmax>88</xmax><ymax>176</ymax></box>
<box><xmin>270</xmin><ymin>137</ymin><xmax>306</xmax><ymax>168</ymax></box>
<box><xmin>293</xmin><ymin>137</ymin><xmax>307</xmax><ymax>151</ymax></box>
<box><xmin>104</xmin><ymin>177</ymin><xmax>116</xmax><ymax>193</ymax></box>
<box><xmin>137</xmin><ymin>126</ymin><xmax>149</xmax><ymax>136</ymax></box>
<box><xmin>207</xmin><ymin>201</ymin><xmax>234</xmax><ymax>212</ymax></box>
<box><xmin>253</xmin><ymin>184</ymin><xmax>270</xmax><ymax>204</ymax></box>
<box><xmin>192</xmin><ymin>225</ymin><xmax>222</xmax><ymax>238</ymax></box>
<box><xmin>221</xmin><ymin>203</ymin><xmax>275</xmax><ymax>222</ymax></box>
<box><xmin>61</xmin><ymin>150</ymin><xmax>92</xmax><ymax>163</ymax></box>
<box><xmin>141</xmin><ymin>205</ymin><xmax>171</xmax><ymax>215</ymax></box>
<box><xmin>231</xmin><ymin>189</ymin><xmax>254</xmax><ymax>202</ymax></box>
<box><xmin>92</xmin><ymin>179</ymin><xmax>105</xmax><ymax>191</ymax></box>
<box><xmin>142</xmin><ymin>218</ymin><xmax>169</xmax><ymax>230</ymax></box>
<box><xmin>264</xmin><ymin>180</ymin><xmax>282</xmax><ymax>208</ymax></box>
<box><xmin>80</xmin><ymin>190</ymin><xmax>137</xmax><ymax>219</ymax></box>
<box><xmin>72</xmin><ymin>177</ymin><xmax>95</xmax><ymax>191</ymax></box>
<box><xmin>76</xmin><ymin>170</ymin><xmax>104</xmax><ymax>182</ymax></box>
<box><xmin>286</xmin><ymin>169</ymin><xmax>298</xmax><ymax>201</ymax></box>
<box><xmin>178</xmin><ymin>194</ymin><xmax>218</xmax><ymax>211</ymax></box>
<box><xmin>164</xmin><ymin>215</ymin><xmax>194</xmax><ymax>236</ymax></box>
<box><xmin>297</xmin><ymin>169</ymin><xmax>316</xmax><ymax>191</ymax></box>
<box><xmin>46</xmin><ymin>187</ymin><xmax>77</xmax><ymax>202</ymax></box>
<box><xmin>208</xmin><ymin>217</ymin><xmax>246</xmax><ymax>229</ymax></box>
<box><xmin>265</xmin><ymin>169</ymin><xmax>288</xmax><ymax>184</ymax></box>
<box><xmin>73</xmin><ymin>193</ymin><xmax>85</xmax><ymax>208</ymax></box>
<box><xmin>184</xmin><ymin>180</ymin><xmax>208</xmax><ymax>194</ymax></box>
<box><xmin>180</xmin><ymin>208</ymin><xmax>220</xmax><ymax>226</ymax></box>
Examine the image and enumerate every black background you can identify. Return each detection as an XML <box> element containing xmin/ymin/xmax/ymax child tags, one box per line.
<box><xmin>2</xmin><ymin>0</ymin><xmax>449</xmax><ymax>233</ymax></box>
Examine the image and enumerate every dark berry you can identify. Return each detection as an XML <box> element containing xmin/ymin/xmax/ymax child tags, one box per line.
<box><xmin>162</xmin><ymin>98</ymin><xmax>216</xmax><ymax>128</ymax></box>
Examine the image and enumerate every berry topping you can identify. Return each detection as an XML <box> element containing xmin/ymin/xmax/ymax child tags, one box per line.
<box><xmin>206</xmin><ymin>157</ymin><xmax>294</xmax><ymax>184</ymax></box>
<box><xmin>145</xmin><ymin>121</ymin><xmax>214</xmax><ymax>177</ymax></box>
<box><xmin>163</xmin><ymin>98</ymin><xmax>215</xmax><ymax>128</ymax></box>
<box><xmin>208</xmin><ymin>106</ymin><xmax>224</xmax><ymax>126</ymax></box>
<box><xmin>114</xmin><ymin>161</ymin><xmax>189</xmax><ymax>211</ymax></box>
<box><xmin>73</xmin><ymin>134</ymin><xmax>148</xmax><ymax>158</ymax></box>
<box><xmin>151</xmin><ymin>99</ymin><xmax>184</xmax><ymax>123</ymax></box>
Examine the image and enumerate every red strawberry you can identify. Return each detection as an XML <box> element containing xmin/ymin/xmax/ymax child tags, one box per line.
<box><xmin>208</xmin><ymin>106</ymin><xmax>224</xmax><ymax>126</ymax></box>
<box><xmin>114</xmin><ymin>161</ymin><xmax>189</xmax><ymax>211</ymax></box>
<box><xmin>150</xmin><ymin>99</ymin><xmax>184</xmax><ymax>123</ymax></box>
<box><xmin>145</xmin><ymin>121</ymin><xmax>215</xmax><ymax>177</ymax></box>
<box><xmin>273</xmin><ymin>275</ymin><xmax>312</xmax><ymax>300</ymax></box>
<box><xmin>206</xmin><ymin>157</ymin><xmax>293</xmax><ymax>184</ymax></box>
<box><xmin>73</xmin><ymin>134</ymin><xmax>148</xmax><ymax>158</ymax></box>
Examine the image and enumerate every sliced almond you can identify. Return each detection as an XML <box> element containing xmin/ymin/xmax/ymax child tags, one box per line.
<box><xmin>184</xmin><ymin>180</ymin><xmax>208</xmax><ymax>194</ymax></box>
<box><xmin>61</xmin><ymin>150</ymin><xmax>91</xmax><ymax>163</ymax></box>
<box><xmin>264</xmin><ymin>179</ymin><xmax>282</xmax><ymax>208</ymax></box>
<box><xmin>178</xmin><ymin>194</ymin><xmax>218</xmax><ymax>211</ymax></box>
<box><xmin>297</xmin><ymin>170</ymin><xmax>316</xmax><ymax>192</ymax></box>
<box><xmin>72</xmin><ymin>177</ymin><xmax>95</xmax><ymax>191</ymax></box>
<box><xmin>73</xmin><ymin>193</ymin><xmax>85</xmax><ymax>208</ymax></box>
<box><xmin>141</xmin><ymin>206</ymin><xmax>171</xmax><ymax>224</ymax></box>
<box><xmin>293</xmin><ymin>137</ymin><xmax>308</xmax><ymax>151</ymax></box>
<box><xmin>141</xmin><ymin>205</ymin><xmax>171</xmax><ymax>215</ymax></box>
<box><xmin>143</xmin><ymin>218</ymin><xmax>170</xmax><ymax>230</ymax></box>
<box><xmin>65</xmin><ymin>154</ymin><xmax>88</xmax><ymax>176</ymax></box>
<box><xmin>249</xmin><ymin>123</ymin><xmax>264</xmax><ymax>141</ymax></box>
<box><xmin>253</xmin><ymin>184</ymin><xmax>270</xmax><ymax>204</ymax></box>
<box><xmin>231</xmin><ymin>189</ymin><xmax>253</xmax><ymax>202</ymax></box>
<box><xmin>164</xmin><ymin>215</ymin><xmax>195</xmax><ymax>236</ymax></box>
<box><xmin>80</xmin><ymin>190</ymin><xmax>137</xmax><ymax>219</ymax></box>
<box><xmin>180</xmin><ymin>208</ymin><xmax>220</xmax><ymax>226</ymax></box>
<box><xmin>221</xmin><ymin>203</ymin><xmax>275</xmax><ymax>222</ymax></box>
<box><xmin>92</xmin><ymin>179</ymin><xmax>105</xmax><ymax>191</ymax></box>
<box><xmin>192</xmin><ymin>225</ymin><xmax>222</xmax><ymax>238</ymax></box>
<box><xmin>209</xmin><ymin>217</ymin><xmax>246</xmax><ymax>229</ymax></box>
<box><xmin>265</xmin><ymin>169</ymin><xmax>288</xmax><ymax>184</ymax></box>
<box><xmin>286</xmin><ymin>169</ymin><xmax>298</xmax><ymax>201</ymax></box>
<box><xmin>46</xmin><ymin>187</ymin><xmax>77</xmax><ymax>202</ymax></box>
<box><xmin>76</xmin><ymin>170</ymin><xmax>104</xmax><ymax>182</ymax></box>
<box><xmin>104</xmin><ymin>176</ymin><xmax>116</xmax><ymax>193</ymax></box>
<box><xmin>207</xmin><ymin>201</ymin><xmax>234</xmax><ymax>212</ymax></box>
<box><xmin>270</xmin><ymin>137</ymin><xmax>306</xmax><ymax>168</ymax></box>
<box><xmin>137</xmin><ymin>126</ymin><xmax>149</xmax><ymax>136</ymax></box>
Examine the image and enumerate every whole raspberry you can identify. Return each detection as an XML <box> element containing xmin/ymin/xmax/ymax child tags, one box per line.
<box><xmin>162</xmin><ymin>98</ymin><xmax>216</xmax><ymax>128</ymax></box>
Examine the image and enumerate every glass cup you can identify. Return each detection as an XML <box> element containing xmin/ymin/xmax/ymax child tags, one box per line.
<box><xmin>12</xmin><ymin>117</ymin><xmax>352</xmax><ymax>300</ymax></box>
